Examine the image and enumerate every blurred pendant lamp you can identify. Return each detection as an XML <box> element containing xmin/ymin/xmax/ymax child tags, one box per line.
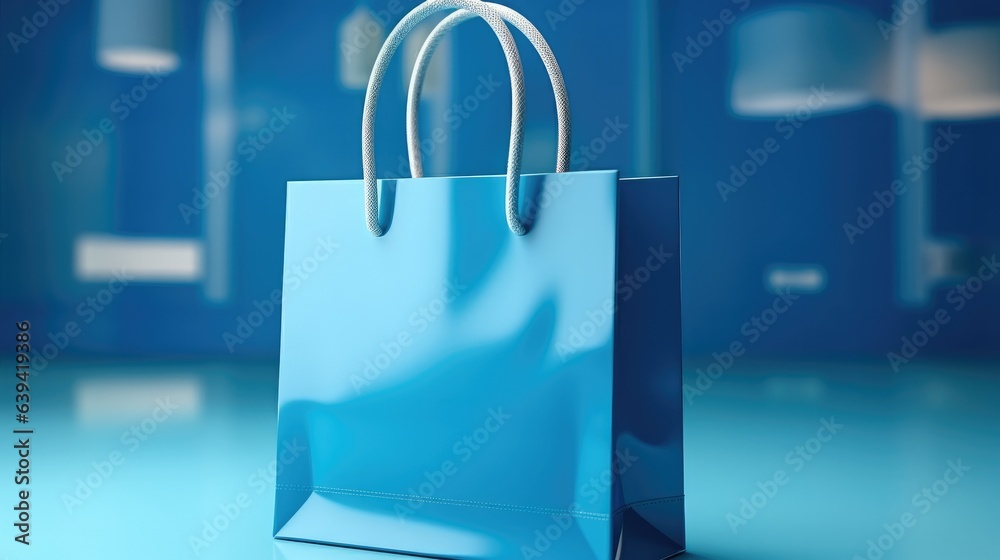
<box><xmin>730</xmin><ymin>5</ymin><xmax>885</xmax><ymax>116</ymax></box>
<box><xmin>918</xmin><ymin>24</ymin><xmax>1000</xmax><ymax>118</ymax></box>
<box><xmin>96</xmin><ymin>0</ymin><xmax>180</xmax><ymax>74</ymax></box>
<box><xmin>728</xmin><ymin>3</ymin><xmax>1000</xmax><ymax>306</ymax></box>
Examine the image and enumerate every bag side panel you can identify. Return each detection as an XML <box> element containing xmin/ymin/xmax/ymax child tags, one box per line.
<box><xmin>611</xmin><ymin>176</ymin><xmax>685</xmax><ymax>557</ymax></box>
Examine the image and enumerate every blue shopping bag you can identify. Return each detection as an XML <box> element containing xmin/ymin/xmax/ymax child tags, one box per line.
<box><xmin>274</xmin><ymin>1</ymin><xmax>684</xmax><ymax>558</ymax></box>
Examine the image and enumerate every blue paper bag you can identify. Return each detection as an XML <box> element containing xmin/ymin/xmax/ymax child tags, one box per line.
<box><xmin>274</xmin><ymin>1</ymin><xmax>684</xmax><ymax>558</ymax></box>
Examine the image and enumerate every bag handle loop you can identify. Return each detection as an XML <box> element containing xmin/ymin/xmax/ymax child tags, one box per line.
<box><xmin>405</xmin><ymin>3</ymin><xmax>571</xmax><ymax>178</ymax></box>
<box><xmin>362</xmin><ymin>0</ymin><xmax>526</xmax><ymax>237</ymax></box>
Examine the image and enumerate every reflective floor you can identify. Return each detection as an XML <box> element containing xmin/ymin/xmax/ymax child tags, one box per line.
<box><xmin>2</xmin><ymin>358</ymin><xmax>995</xmax><ymax>559</ymax></box>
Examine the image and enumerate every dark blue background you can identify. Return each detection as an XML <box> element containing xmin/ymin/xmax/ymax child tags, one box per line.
<box><xmin>1</xmin><ymin>0</ymin><xmax>997</xmax><ymax>361</ymax></box>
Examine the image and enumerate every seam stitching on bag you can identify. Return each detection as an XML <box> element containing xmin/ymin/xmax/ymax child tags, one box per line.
<box><xmin>275</xmin><ymin>484</ymin><xmax>610</xmax><ymax>520</ymax></box>
<box><xmin>612</xmin><ymin>495</ymin><xmax>685</xmax><ymax>516</ymax></box>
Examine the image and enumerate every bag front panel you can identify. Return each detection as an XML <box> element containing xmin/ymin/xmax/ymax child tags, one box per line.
<box><xmin>275</xmin><ymin>171</ymin><xmax>622</xmax><ymax>559</ymax></box>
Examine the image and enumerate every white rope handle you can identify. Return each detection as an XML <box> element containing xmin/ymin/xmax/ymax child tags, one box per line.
<box><xmin>406</xmin><ymin>3</ymin><xmax>571</xmax><ymax>178</ymax></box>
<box><xmin>362</xmin><ymin>0</ymin><xmax>526</xmax><ymax>237</ymax></box>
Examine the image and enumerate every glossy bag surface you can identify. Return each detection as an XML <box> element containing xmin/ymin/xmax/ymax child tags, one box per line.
<box><xmin>274</xmin><ymin>170</ymin><xmax>684</xmax><ymax>558</ymax></box>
